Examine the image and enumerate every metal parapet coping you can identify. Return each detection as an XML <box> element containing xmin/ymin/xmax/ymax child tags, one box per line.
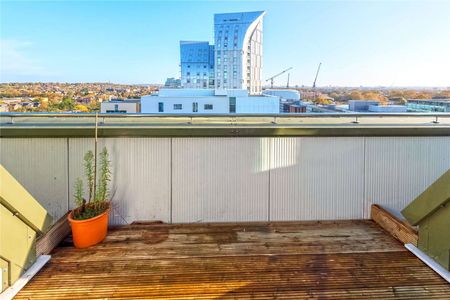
<box><xmin>1</xmin><ymin>113</ymin><xmax>450</xmax><ymax>137</ymax></box>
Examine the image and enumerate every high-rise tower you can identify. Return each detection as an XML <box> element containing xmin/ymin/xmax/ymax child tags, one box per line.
<box><xmin>180</xmin><ymin>41</ymin><xmax>215</xmax><ymax>89</ymax></box>
<box><xmin>214</xmin><ymin>11</ymin><xmax>265</xmax><ymax>95</ymax></box>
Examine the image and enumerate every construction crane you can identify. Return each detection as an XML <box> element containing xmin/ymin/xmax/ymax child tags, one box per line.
<box><xmin>312</xmin><ymin>62</ymin><xmax>322</xmax><ymax>101</ymax></box>
<box><xmin>312</xmin><ymin>63</ymin><xmax>322</xmax><ymax>89</ymax></box>
<box><xmin>265</xmin><ymin>67</ymin><xmax>293</xmax><ymax>88</ymax></box>
<box><xmin>286</xmin><ymin>73</ymin><xmax>290</xmax><ymax>88</ymax></box>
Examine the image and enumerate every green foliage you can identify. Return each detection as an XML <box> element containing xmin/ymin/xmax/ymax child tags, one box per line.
<box><xmin>74</xmin><ymin>177</ymin><xmax>84</xmax><ymax>207</ymax></box>
<box><xmin>48</xmin><ymin>97</ymin><xmax>76</xmax><ymax>111</ymax></box>
<box><xmin>72</xmin><ymin>147</ymin><xmax>112</xmax><ymax>220</ymax></box>
<box><xmin>87</xmin><ymin>101</ymin><xmax>100</xmax><ymax>112</ymax></box>
<box><xmin>84</xmin><ymin>150</ymin><xmax>95</xmax><ymax>202</ymax></box>
<box><xmin>73</xmin><ymin>202</ymin><xmax>109</xmax><ymax>220</ymax></box>
<box><xmin>94</xmin><ymin>147</ymin><xmax>111</xmax><ymax>203</ymax></box>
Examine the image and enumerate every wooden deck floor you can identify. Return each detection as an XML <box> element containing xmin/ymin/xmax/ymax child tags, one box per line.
<box><xmin>16</xmin><ymin>220</ymin><xmax>449</xmax><ymax>299</ymax></box>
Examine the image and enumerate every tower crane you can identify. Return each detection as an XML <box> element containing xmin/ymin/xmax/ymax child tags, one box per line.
<box><xmin>265</xmin><ymin>67</ymin><xmax>293</xmax><ymax>88</ymax></box>
<box><xmin>312</xmin><ymin>62</ymin><xmax>322</xmax><ymax>89</ymax></box>
<box><xmin>312</xmin><ymin>62</ymin><xmax>322</xmax><ymax>101</ymax></box>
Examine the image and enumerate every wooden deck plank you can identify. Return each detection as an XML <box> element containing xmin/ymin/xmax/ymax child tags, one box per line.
<box><xmin>15</xmin><ymin>220</ymin><xmax>450</xmax><ymax>299</ymax></box>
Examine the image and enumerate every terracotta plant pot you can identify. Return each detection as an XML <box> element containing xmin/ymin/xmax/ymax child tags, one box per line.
<box><xmin>68</xmin><ymin>207</ymin><xmax>110</xmax><ymax>248</ymax></box>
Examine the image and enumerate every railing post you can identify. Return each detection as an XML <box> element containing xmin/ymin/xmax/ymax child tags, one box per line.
<box><xmin>433</xmin><ymin>116</ymin><xmax>439</xmax><ymax>124</ymax></box>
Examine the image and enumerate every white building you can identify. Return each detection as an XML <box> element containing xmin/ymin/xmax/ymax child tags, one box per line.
<box><xmin>348</xmin><ymin>100</ymin><xmax>379</xmax><ymax>112</ymax></box>
<box><xmin>141</xmin><ymin>88</ymin><xmax>279</xmax><ymax>114</ymax></box>
<box><xmin>101</xmin><ymin>99</ymin><xmax>141</xmax><ymax>113</ymax></box>
<box><xmin>263</xmin><ymin>89</ymin><xmax>301</xmax><ymax>101</ymax></box>
<box><xmin>368</xmin><ymin>105</ymin><xmax>407</xmax><ymax>112</ymax></box>
<box><xmin>214</xmin><ymin>11</ymin><xmax>265</xmax><ymax>95</ymax></box>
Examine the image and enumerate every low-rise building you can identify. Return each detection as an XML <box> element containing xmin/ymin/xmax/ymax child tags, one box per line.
<box><xmin>368</xmin><ymin>105</ymin><xmax>407</xmax><ymax>112</ymax></box>
<box><xmin>263</xmin><ymin>89</ymin><xmax>302</xmax><ymax>113</ymax></box>
<box><xmin>348</xmin><ymin>100</ymin><xmax>379</xmax><ymax>112</ymax></box>
<box><xmin>100</xmin><ymin>99</ymin><xmax>141</xmax><ymax>113</ymax></box>
<box><xmin>141</xmin><ymin>89</ymin><xmax>279</xmax><ymax>114</ymax></box>
<box><xmin>407</xmin><ymin>99</ymin><xmax>450</xmax><ymax>112</ymax></box>
<box><xmin>164</xmin><ymin>78</ymin><xmax>181</xmax><ymax>88</ymax></box>
<box><xmin>263</xmin><ymin>89</ymin><xmax>301</xmax><ymax>101</ymax></box>
<box><xmin>288</xmin><ymin>104</ymin><xmax>307</xmax><ymax>113</ymax></box>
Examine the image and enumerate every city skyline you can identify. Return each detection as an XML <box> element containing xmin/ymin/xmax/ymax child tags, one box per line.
<box><xmin>1</xmin><ymin>1</ymin><xmax>450</xmax><ymax>87</ymax></box>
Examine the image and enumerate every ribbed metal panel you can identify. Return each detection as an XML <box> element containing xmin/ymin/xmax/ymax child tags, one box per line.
<box><xmin>270</xmin><ymin>137</ymin><xmax>365</xmax><ymax>221</ymax></box>
<box><xmin>0</xmin><ymin>138</ymin><xmax>68</xmax><ymax>221</ymax></box>
<box><xmin>2</xmin><ymin>136</ymin><xmax>449</xmax><ymax>224</ymax></box>
<box><xmin>68</xmin><ymin>138</ymin><xmax>171</xmax><ymax>225</ymax></box>
<box><xmin>364</xmin><ymin>136</ymin><xmax>450</xmax><ymax>218</ymax></box>
<box><xmin>172</xmin><ymin>138</ymin><xmax>270</xmax><ymax>223</ymax></box>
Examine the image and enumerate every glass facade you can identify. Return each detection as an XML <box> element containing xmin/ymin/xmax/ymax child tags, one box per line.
<box><xmin>180</xmin><ymin>41</ymin><xmax>215</xmax><ymax>89</ymax></box>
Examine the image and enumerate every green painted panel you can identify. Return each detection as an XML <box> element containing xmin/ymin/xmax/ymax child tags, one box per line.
<box><xmin>1</xmin><ymin>125</ymin><xmax>450</xmax><ymax>138</ymax></box>
<box><xmin>402</xmin><ymin>169</ymin><xmax>450</xmax><ymax>225</ymax></box>
<box><xmin>0</xmin><ymin>165</ymin><xmax>53</xmax><ymax>234</ymax></box>
<box><xmin>418</xmin><ymin>203</ymin><xmax>450</xmax><ymax>270</ymax></box>
<box><xmin>0</xmin><ymin>204</ymin><xmax>37</xmax><ymax>285</ymax></box>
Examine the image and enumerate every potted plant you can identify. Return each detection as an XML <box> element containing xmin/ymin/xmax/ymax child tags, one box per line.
<box><xmin>68</xmin><ymin>147</ymin><xmax>111</xmax><ymax>248</ymax></box>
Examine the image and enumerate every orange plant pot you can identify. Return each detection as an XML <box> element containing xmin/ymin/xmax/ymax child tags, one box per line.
<box><xmin>68</xmin><ymin>208</ymin><xmax>110</xmax><ymax>249</ymax></box>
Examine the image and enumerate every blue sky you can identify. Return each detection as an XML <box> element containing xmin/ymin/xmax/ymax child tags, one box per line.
<box><xmin>1</xmin><ymin>0</ymin><xmax>449</xmax><ymax>86</ymax></box>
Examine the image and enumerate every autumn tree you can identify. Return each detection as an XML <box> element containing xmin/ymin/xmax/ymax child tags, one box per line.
<box><xmin>88</xmin><ymin>101</ymin><xmax>100</xmax><ymax>112</ymax></box>
<box><xmin>58</xmin><ymin>97</ymin><xmax>76</xmax><ymax>111</ymax></box>
<box><xmin>316</xmin><ymin>96</ymin><xmax>333</xmax><ymax>105</ymax></box>
<box><xmin>75</xmin><ymin>104</ymin><xmax>89</xmax><ymax>112</ymax></box>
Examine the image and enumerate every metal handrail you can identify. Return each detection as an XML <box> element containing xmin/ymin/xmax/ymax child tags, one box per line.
<box><xmin>2</xmin><ymin>112</ymin><xmax>449</xmax><ymax>137</ymax></box>
<box><xmin>1</xmin><ymin>112</ymin><xmax>450</xmax><ymax>118</ymax></box>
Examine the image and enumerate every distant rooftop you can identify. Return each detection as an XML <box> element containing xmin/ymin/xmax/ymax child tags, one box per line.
<box><xmin>156</xmin><ymin>88</ymin><xmax>250</xmax><ymax>97</ymax></box>
<box><xmin>106</xmin><ymin>99</ymin><xmax>141</xmax><ymax>103</ymax></box>
<box><xmin>408</xmin><ymin>99</ymin><xmax>450</xmax><ymax>103</ymax></box>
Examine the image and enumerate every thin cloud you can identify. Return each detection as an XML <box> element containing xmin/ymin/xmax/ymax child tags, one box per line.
<box><xmin>0</xmin><ymin>39</ymin><xmax>57</xmax><ymax>81</ymax></box>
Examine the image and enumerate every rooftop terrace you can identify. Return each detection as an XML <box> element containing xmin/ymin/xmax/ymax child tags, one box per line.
<box><xmin>15</xmin><ymin>220</ymin><xmax>450</xmax><ymax>299</ymax></box>
<box><xmin>1</xmin><ymin>112</ymin><xmax>449</xmax><ymax>298</ymax></box>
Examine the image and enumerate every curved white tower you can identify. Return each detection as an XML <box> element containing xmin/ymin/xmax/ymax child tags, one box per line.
<box><xmin>214</xmin><ymin>11</ymin><xmax>266</xmax><ymax>95</ymax></box>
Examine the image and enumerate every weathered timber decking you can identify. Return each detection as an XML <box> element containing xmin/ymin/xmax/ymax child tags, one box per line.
<box><xmin>16</xmin><ymin>220</ymin><xmax>450</xmax><ymax>299</ymax></box>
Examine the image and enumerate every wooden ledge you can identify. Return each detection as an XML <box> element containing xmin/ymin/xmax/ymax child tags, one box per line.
<box><xmin>36</xmin><ymin>212</ymin><xmax>71</xmax><ymax>255</ymax></box>
<box><xmin>371</xmin><ymin>204</ymin><xmax>418</xmax><ymax>246</ymax></box>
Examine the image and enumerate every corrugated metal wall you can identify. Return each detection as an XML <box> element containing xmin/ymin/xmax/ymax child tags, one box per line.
<box><xmin>270</xmin><ymin>137</ymin><xmax>365</xmax><ymax>220</ymax></box>
<box><xmin>364</xmin><ymin>137</ymin><xmax>450</xmax><ymax>218</ymax></box>
<box><xmin>68</xmin><ymin>138</ymin><xmax>171</xmax><ymax>224</ymax></box>
<box><xmin>172</xmin><ymin>138</ymin><xmax>270</xmax><ymax>223</ymax></box>
<box><xmin>1</xmin><ymin>137</ymin><xmax>449</xmax><ymax>224</ymax></box>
